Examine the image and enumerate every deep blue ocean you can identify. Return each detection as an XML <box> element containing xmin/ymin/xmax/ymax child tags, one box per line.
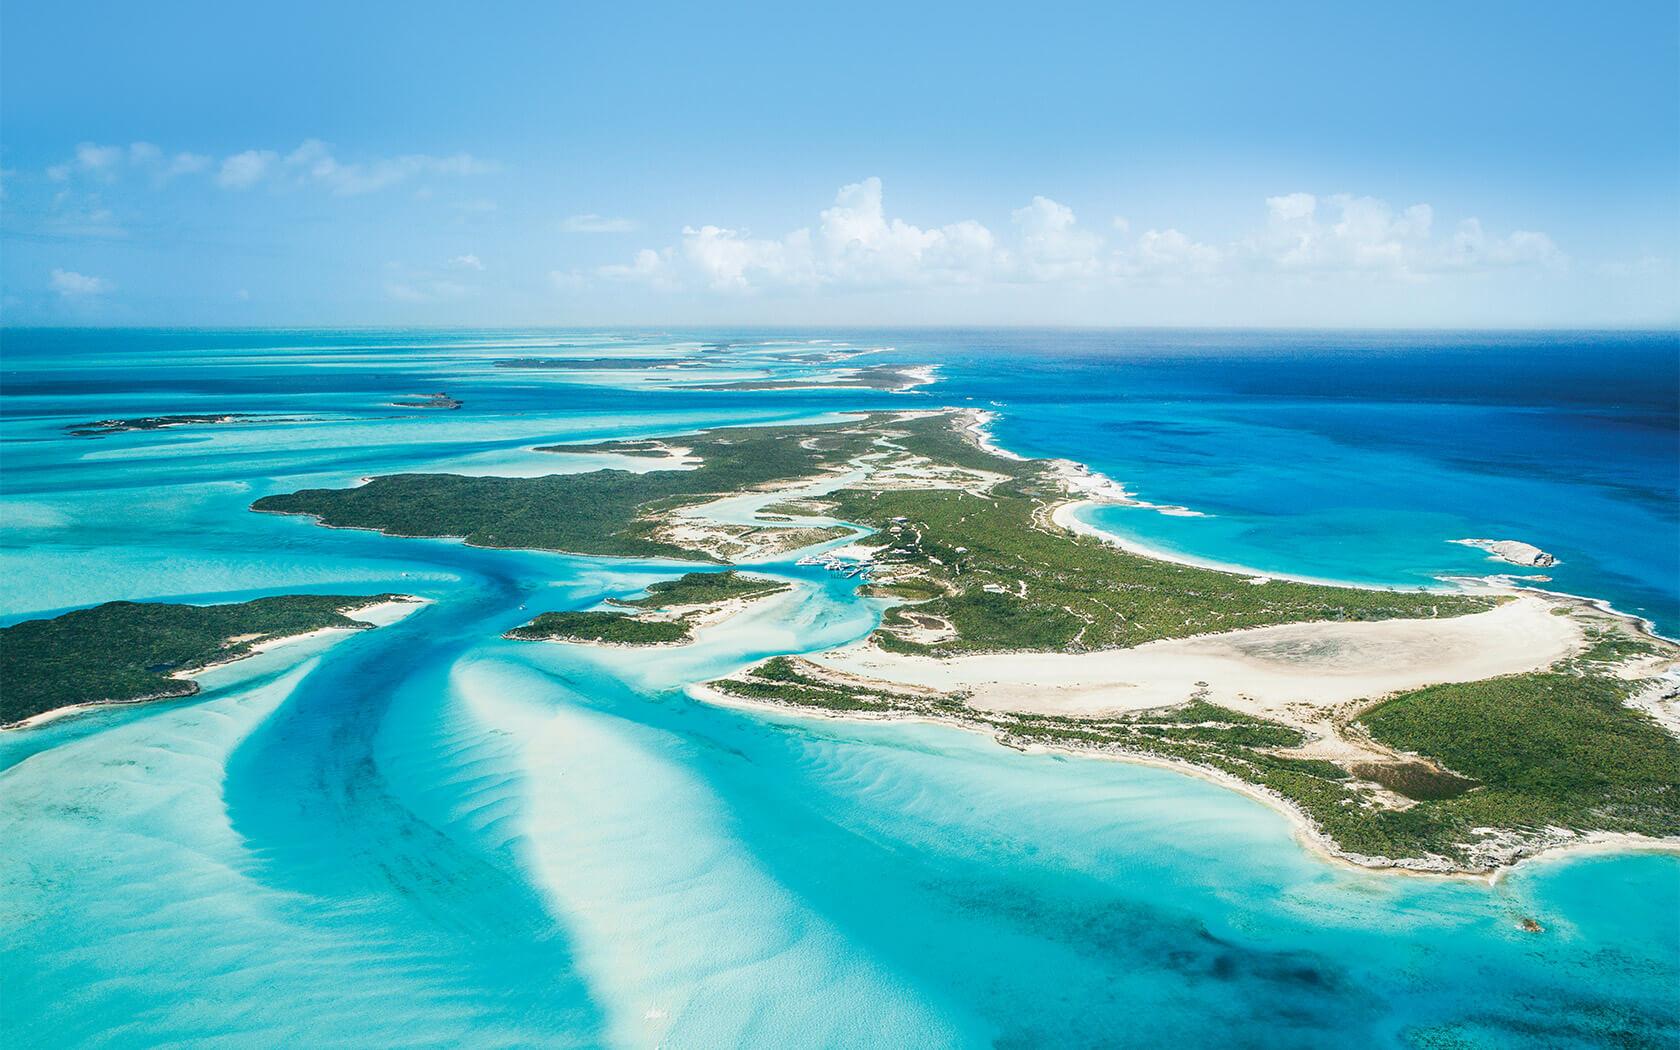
<box><xmin>1</xmin><ymin>327</ymin><xmax>1676</xmax><ymax>1047</ymax></box>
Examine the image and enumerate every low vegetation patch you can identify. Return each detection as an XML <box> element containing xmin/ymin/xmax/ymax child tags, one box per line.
<box><xmin>1347</xmin><ymin>761</ymin><xmax>1478</xmax><ymax>801</ymax></box>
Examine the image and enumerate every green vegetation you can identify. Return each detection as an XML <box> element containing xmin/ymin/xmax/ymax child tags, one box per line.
<box><xmin>1358</xmin><ymin>673</ymin><xmax>1680</xmax><ymax>843</ymax></box>
<box><xmin>1</xmin><ymin>594</ymin><xmax>403</xmax><ymax>725</ymax></box>
<box><xmin>615</xmin><ymin>571</ymin><xmax>788</xmax><ymax>609</ymax></box>
<box><xmin>253</xmin><ymin>416</ymin><xmax>891</xmax><ymax>560</ymax></box>
<box><xmin>506</xmin><ymin>610</ymin><xmax>690</xmax><ymax>645</ymax></box>
<box><xmin>707</xmin><ymin>659</ymin><xmax>1680</xmax><ymax>867</ymax></box>
<box><xmin>254</xmin><ymin>410</ymin><xmax>1490</xmax><ymax>649</ymax></box>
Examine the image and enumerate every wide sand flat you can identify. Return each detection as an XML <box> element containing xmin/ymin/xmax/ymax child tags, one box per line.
<box><xmin>811</xmin><ymin>596</ymin><xmax>1581</xmax><ymax>719</ymax></box>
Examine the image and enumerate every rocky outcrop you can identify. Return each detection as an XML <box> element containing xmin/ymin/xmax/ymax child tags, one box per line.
<box><xmin>1451</xmin><ymin>538</ymin><xmax>1559</xmax><ymax>568</ymax></box>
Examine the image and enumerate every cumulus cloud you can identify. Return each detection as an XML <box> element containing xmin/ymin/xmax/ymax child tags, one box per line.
<box><xmin>562</xmin><ymin>213</ymin><xmax>639</xmax><ymax>233</ymax></box>
<box><xmin>281</xmin><ymin>139</ymin><xmax>495</xmax><ymax>195</ymax></box>
<box><xmin>1246</xmin><ymin>192</ymin><xmax>1560</xmax><ymax>277</ymax></box>
<box><xmin>596</xmin><ymin>178</ymin><xmax>1567</xmax><ymax>296</ymax></box>
<box><xmin>217</xmin><ymin>149</ymin><xmax>279</xmax><ymax>189</ymax></box>
<box><xmin>1013</xmin><ymin>196</ymin><xmax>1103</xmax><ymax>280</ymax></box>
<box><xmin>49</xmin><ymin>141</ymin><xmax>211</xmax><ymax>184</ymax></box>
<box><xmin>127</xmin><ymin>142</ymin><xmax>212</xmax><ymax>179</ymax></box>
<box><xmin>1125</xmin><ymin>228</ymin><xmax>1224</xmax><ymax>275</ymax></box>
<box><xmin>600</xmin><ymin>177</ymin><xmax>1016</xmax><ymax>292</ymax></box>
<box><xmin>47</xmin><ymin>138</ymin><xmax>493</xmax><ymax>195</ymax></box>
<box><xmin>47</xmin><ymin>143</ymin><xmax>123</xmax><ymax>182</ymax></box>
<box><xmin>450</xmin><ymin>253</ymin><xmax>485</xmax><ymax>270</ymax></box>
<box><xmin>50</xmin><ymin>268</ymin><xmax>112</xmax><ymax>296</ymax></box>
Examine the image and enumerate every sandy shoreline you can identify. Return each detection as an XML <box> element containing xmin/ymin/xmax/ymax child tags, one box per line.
<box><xmin>1050</xmin><ymin>498</ymin><xmax>1440</xmax><ymax>591</ymax></box>
<box><xmin>687</xmin><ymin>679</ymin><xmax>1680</xmax><ymax>879</ymax></box>
<box><xmin>812</xmin><ymin>596</ymin><xmax>1581</xmax><ymax>722</ymax></box>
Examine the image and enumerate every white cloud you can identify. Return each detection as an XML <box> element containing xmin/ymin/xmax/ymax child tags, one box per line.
<box><xmin>596</xmin><ymin>248</ymin><xmax>674</xmax><ymax>286</ymax></box>
<box><xmin>1126</xmin><ymin>228</ymin><xmax>1224</xmax><ymax>275</ymax></box>
<box><xmin>47</xmin><ymin>142</ymin><xmax>122</xmax><ymax>182</ymax></box>
<box><xmin>1013</xmin><ymin>196</ymin><xmax>1103</xmax><ymax>280</ymax></box>
<box><xmin>598</xmin><ymin>181</ymin><xmax>1566</xmax><ymax>298</ymax></box>
<box><xmin>50</xmin><ymin>269</ymin><xmax>112</xmax><ymax>297</ymax></box>
<box><xmin>217</xmin><ymin>149</ymin><xmax>279</xmax><ymax>189</ymax></box>
<box><xmin>45</xmin><ymin>138</ymin><xmax>488</xmax><ymax>193</ymax></box>
<box><xmin>166</xmin><ymin>152</ymin><xmax>213</xmax><ymax>177</ymax></box>
<box><xmin>1244</xmin><ymin>192</ymin><xmax>1561</xmax><ymax>277</ymax></box>
<box><xmin>562</xmin><ymin>213</ymin><xmax>639</xmax><ymax>233</ymax></box>
<box><xmin>602</xmin><ymin>177</ymin><xmax>1017</xmax><ymax>292</ymax></box>
<box><xmin>282</xmin><ymin>139</ymin><xmax>495</xmax><ymax>195</ymax></box>
<box><xmin>73</xmin><ymin>143</ymin><xmax>122</xmax><ymax>177</ymax></box>
<box><xmin>450</xmin><ymin>253</ymin><xmax>485</xmax><ymax>270</ymax></box>
<box><xmin>48</xmin><ymin>141</ymin><xmax>212</xmax><ymax>185</ymax></box>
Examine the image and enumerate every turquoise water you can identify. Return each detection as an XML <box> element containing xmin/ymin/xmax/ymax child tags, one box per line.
<box><xmin>2</xmin><ymin>328</ymin><xmax>1676</xmax><ymax>1047</ymax></box>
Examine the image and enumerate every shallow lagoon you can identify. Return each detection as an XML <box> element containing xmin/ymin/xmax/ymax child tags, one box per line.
<box><xmin>2</xmin><ymin>328</ymin><xmax>1676</xmax><ymax>1047</ymax></box>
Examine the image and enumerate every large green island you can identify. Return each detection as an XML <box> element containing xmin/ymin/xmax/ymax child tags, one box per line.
<box><xmin>251</xmin><ymin>409</ymin><xmax>1680</xmax><ymax>873</ymax></box>
<box><xmin>1</xmin><ymin>594</ymin><xmax>413</xmax><ymax>727</ymax></box>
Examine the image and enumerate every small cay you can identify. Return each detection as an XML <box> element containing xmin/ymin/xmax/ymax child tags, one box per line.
<box><xmin>506</xmin><ymin>571</ymin><xmax>789</xmax><ymax>646</ymax></box>
<box><xmin>1452</xmin><ymin>537</ymin><xmax>1559</xmax><ymax>568</ymax></box>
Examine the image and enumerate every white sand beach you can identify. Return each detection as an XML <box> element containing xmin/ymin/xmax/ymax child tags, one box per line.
<box><xmin>810</xmin><ymin>595</ymin><xmax>1581</xmax><ymax>722</ymax></box>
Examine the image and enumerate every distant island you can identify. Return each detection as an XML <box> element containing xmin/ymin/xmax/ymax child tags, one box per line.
<box><xmin>68</xmin><ymin>413</ymin><xmax>257</xmax><ymax>437</ymax></box>
<box><xmin>678</xmin><ymin>364</ymin><xmax>936</xmax><ymax>392</ymax></box>
<box><xmin>1</xmin><ymin>594</ymin><xmax>417</xmax><ymax>727</ymax></box>
<box><xmin>250</xmin><ymin>409</ymin><xmax>1680</xmax><ymax>873</ymax></box>
<box><xmin>495</xmin><ymin>357</ymin><xmax>690</xmax><ymax>370</ymax></box>
<box><xmin>390</xmin><ymin>392</ymin><xmax>462</xmax><ymax>409</ymax></box>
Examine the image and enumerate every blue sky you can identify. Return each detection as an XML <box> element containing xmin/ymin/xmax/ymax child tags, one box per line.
<box><xmin>3</xmin><ymin>1</ymin><xmax>1676</xmax><ymax>327</ymax></box>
